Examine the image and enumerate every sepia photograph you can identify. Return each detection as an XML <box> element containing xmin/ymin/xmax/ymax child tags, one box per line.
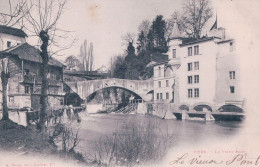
<box><xmin>0</xmin><ymin>0</ymin><xmax>259</xmax><ymax>166</ymax></box>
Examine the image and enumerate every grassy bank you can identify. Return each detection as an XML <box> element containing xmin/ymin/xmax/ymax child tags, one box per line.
<box><xmin>0</xmin><ymin>119</ymin><xmax>86</xmax><ymax>165</ymax></box>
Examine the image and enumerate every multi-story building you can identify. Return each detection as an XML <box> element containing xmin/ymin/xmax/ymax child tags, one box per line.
<box><xmin>151</xmin><ymin>19</ymin><xmax>243</xmax><ymax>112</ymax></box>
<box><xmin>0</xmin><ymin>25</ymin><xmax>65</xmax><ymax>110</ymax></box>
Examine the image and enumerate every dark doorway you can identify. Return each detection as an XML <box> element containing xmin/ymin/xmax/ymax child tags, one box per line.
<box><xmin>64</xmin><ymin>93</ymin><xmax>82</xmax><ymax>107</ymax></box>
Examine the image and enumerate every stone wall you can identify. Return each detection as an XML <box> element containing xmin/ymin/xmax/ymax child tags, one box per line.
<box><xmin>137</xmin><ymin>102</ymin><xmax>176</xmax><ymax>119</ymax></box>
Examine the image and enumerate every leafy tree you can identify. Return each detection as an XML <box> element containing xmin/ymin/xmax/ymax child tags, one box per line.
<box><xmin>113</xmin><ymin>61</ymin><xmax>127</xmax><ymax>79</ymax></box>
<box><xmin>126</xmin><ymin>42</ymin><xmax>135</xmax><ymax>56</ymax></box>
<box><xmin>137</xmin><ymin>30</ymin><xmax>145</xmax><ymax>52</ymax></box>
<box><xmin>147</xmin><ymin>15</ymin><xmax>168</xmax><ymax>53</ymax></box>
<box><xmin>64</xmin><ymin>55</ymin><xmax>82</xmax><ymax>70</ymax></box>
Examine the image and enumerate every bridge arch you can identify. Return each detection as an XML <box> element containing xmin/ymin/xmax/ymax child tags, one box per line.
<box><xmin>191</xmin><ymin>102</ymin><xmax>215</xmax><ymax>112</ymax></box>
<box><xmin>178</xmin><ymin>103</ymin><xmax>191</xmax><ymax>111</ymax></box>
<box><xmin>74</xmin><ymin>78</ymin><xmax>154</xmax><ymax>101</ymax></box>
<box><xmin>216</xmin><ymin>104</ymin><xmax>244</xmax><ymax>113</ymax></box>
<box><xmin>85</xmin><ymin>86</ymin><xmax>145</xmax><ymax>102</ymax></box>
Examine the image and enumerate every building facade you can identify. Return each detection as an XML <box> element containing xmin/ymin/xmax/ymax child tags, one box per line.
<box><xmin>152</xmin><ymin>20</ymin><xmax>243</xmax><ymax>111</ymax></box>
<box><xmin>0</xmin><ymin>25</ymin><xmax>65</xmax><ymax>110</ymax></box>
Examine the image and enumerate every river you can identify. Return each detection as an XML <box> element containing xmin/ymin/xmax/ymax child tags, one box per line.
<box><xmin>72</xmin><ymin>113</ymin><xmax>243</xmax><ymax>158</ymax></box>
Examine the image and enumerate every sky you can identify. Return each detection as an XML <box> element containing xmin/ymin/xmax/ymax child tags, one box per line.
<box><xmin>49</xmin><ymin>0</ymin><xmax>183</xmax><ymax>69</ymax></box>
<box><xmin>1</xmin><ymin>0</ymin><xmax>259</xmax><ymax>70</ymax></box>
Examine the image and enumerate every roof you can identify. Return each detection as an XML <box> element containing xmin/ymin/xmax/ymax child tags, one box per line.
<box><xmin>0</xmin><ymin>25</ymin><xmax>27</xmax><ymax>38</ymax></box>
<box><xmin>147</xmin><ymin>53</ymin><xmax>169</xmax><ymax>67</ymax></box>
<box><xmin>217</xmin><ymin>39</ymin><xmax>234</xmax><ymax>44</ymax></box>
<box><xmin>5</xmin><ymin>43</ymin><xmax>64</xmax><ymax>68</ymax></box>
<box><xmin>151</xmin><ymin>53</ymin><xmax>168</xmax><ymax>62</ymax></box>
<box><xmin>179</xmin><ymin>37</ymin><xmax>215</xmax><ymax>46</ymax></box>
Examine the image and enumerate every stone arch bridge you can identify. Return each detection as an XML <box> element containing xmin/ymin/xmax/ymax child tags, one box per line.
<box><xmin>65</xmin><ymin>78</ymin><xmax>154</xmax><ymax>101</ymax></box>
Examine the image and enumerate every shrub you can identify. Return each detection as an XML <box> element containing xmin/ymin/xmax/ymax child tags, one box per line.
<box><xmin>92</xmin><ymin>118</ymin><xmax>174</xmax><ymax>166</ymax></box>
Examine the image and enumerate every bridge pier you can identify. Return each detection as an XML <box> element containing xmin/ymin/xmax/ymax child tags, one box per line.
<box><xmin>205</xmin><ymin>110</ymin><xmax>215</xmax><ymax>121</ymax></box>
<box><xmin>181</xmin><ymin>110</ymin><xmax>189</xmax><ymax>120</ymax></box>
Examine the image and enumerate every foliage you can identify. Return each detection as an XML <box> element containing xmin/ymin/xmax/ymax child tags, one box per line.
<box><xmin>64</xmin><ymin>55</ymin><xmax>83</xmax><ymax>70</ymax></box>
<box><xmin>92</xmin><ymin>118</ymin><xmax>175</xmax><ymax>166</ymax></box>
<box><xmin>147</xmin><ymin>15</ymin><xmax>168</xmax><ymax>53</ymax></box>
<box><xmin>112</xmin><ymin>15</ymin><xmax>169</xmax><ymax>80</ymax></box>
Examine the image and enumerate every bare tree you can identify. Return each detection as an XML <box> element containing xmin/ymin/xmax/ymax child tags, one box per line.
<box><xmin>181</xmin><ymin>0</ymin><xmax>213</xmax><ymax>39</ymax></box>
<box><xmin>88</xmin><ymin>42</ymin><xmax>94</xmax><ymax>71</ymax></box>
<box><xmin>79</xmin><ymin>40</ymin><xmax>88</xmax><ymax>71</ymax></box>
<box><xmin>79</xmin><ymin>40</ymin><xmax>94</xmax><ymax>71</ymax></box>
<box><xmin>0</xmin><ymin>57</ymin><xmax>9</xmax><ymax>120</ymax></box>
<box><xmin>0</xmin><ymin>0</ymin><xmax>27</xmax><ymax>121</ymax></box>
<box><xmin>0</xmin><ymin>0</ymin><xmax>26</xmax><ymax>26</ymax></box>
<box><xmin>137</xmin><ymin>20</ymin><xmax>151</xmax><ymax>52</ymax></box>
<box><xmin>21</xmin><ymin>0</ymin><xmax>67</xmax><ymax>130</ymax></box>
<box><xmin>138</xmin><ymin>19</ymin><xmax>150</xmax><ymax>37</ymax></box>
<box><xmin>121</xmin><ymin>32</ymin><xmax>135</xmax><ymax>46</ymax></box>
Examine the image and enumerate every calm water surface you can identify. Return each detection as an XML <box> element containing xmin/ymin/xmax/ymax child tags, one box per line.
<box><xmin>73</xmin><ymin>113</ymin><xmax>243</xmax><ymax>155</ymax></box>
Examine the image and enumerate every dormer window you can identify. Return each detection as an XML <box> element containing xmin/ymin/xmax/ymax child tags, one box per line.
<box><xmin>7</xmin><ymin>41</ymin><xmax>11</xmax><ymax>48</ymax></box>
<box><xmin>172</xmin><ymin>49</ymin><xmax>176</xmax><ymax>58</ymax></box>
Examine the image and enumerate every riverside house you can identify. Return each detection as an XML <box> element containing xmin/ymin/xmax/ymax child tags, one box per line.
<box><xmin>150</xmin><ymin>18</ymin><xmax>243</xmax><ymax>112</ymax></box>
<box><xmin>0</xmin><ymin>25</ymin><xmax>65</xmax><ymax>110</ymax></box>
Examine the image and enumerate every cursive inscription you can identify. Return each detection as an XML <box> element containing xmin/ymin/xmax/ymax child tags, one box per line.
<box><xmin>169</xmin><ymin>153</ymin><xmax>260</xmax><ymax>166</ymax></box>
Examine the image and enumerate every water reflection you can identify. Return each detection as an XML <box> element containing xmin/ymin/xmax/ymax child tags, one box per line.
<box><xmin>74</xmin><ymin>113</ymin><xmax>243</xmax><ymax>155</ymax></box>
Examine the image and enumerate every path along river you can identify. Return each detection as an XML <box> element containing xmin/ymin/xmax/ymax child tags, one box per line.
<box><xmin>72</xmin><ymin>112</ymin><xmax>243</xmax><ymax>157</ymax></box>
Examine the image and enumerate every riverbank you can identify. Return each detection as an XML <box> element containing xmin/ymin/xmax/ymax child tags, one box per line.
<box><xmin>0</xmin><ymin>119</ymin><xmax>87</xmax><ymax>166</ymax></box>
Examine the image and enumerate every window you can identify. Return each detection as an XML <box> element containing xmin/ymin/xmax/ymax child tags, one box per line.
<box><xmin>160</xmin><ymin>93</ymin><xmax>163</xmax><ymax>99</ymax></box>
<box><xmin>188</xmin><ymin>63</ymin><xmax>192</xmax><ymax>71</ymax></box>
<box><xmin>194</xmin><ymin>45</ymin><xmax>199</xmax><ymax>55</ymax></box>
<box><xmin>194</xmin><ymin>88</ymin><xmax>199</xmax><ymax>98</ymax></box>
<box><xmin>50</xmin><ymin>73</ymin><xmax>56</xmax><ymax>79</ymax></box>
<box><xmin>166</xmin><ymin>92</ymin><xmax>169</xmax><ymax>99</ymax></box>
<box><xmin>157</xmin><ymin>93</ymin><xmax>159</xmax><ymax>100</ymax></box>
<box><xmin>188</xmin><ymin>76</ymin><xmax>193</xmax><ymax>84</ymax></box>
<box><xmin>172</xmin><ymin>49</ymin><xmax>176</xmax><ymax>58</ymax></box>
<box><xmin>25</xmin><ymin>86</ymin><xmax>30</xmax><ymax>94</ymax></box>
<box><xmin>9</xmin><ymin>96</ymin><xmax>14</xmax><ymax>102</ymax></box>
<box><xmin>158</xmin><ymin>81</ymin><xmax>161</xmax><ymax>88</ymax></box>
<box><xmin>188</xmin><ymin>89</ymin><xmax>193</xmax><ymax>98</ymax></box>
<box><xmin>229</xmin><ymin>71</ymin><xmax>235</xmax><ymax>79</ymax></box>
<box><xmin>188</xmin><ymin>47</ymin><xmax>192</xmax><ymax>56</ymax></box>
<box><xmin>230</xmin><ymin>42</ymin><xmax>233</xmax><ymax>52</ymax></box>
<box><xmin>60</xmin><ymin>99</ymin><xmax>64</xmax><ymax>105</ymax></box>
<box><xmin>194</xmin><ymin>75</ymin><xmax>199</xmax><ymax>83</ymax></box>
<box><xmin>194</xmin><ymin>62</ymin><xmax>199</xmax><ymax>70</ymax></box>
<box><xmin>158</xmin><ymin>67</ymin><xmax>161</xmax><ymax>77</ymax></box>
<box><xmin>230</xmin><ymin>86</ymin><xmax>235</xmax><ymax>93</ymax></box>
<box><xmin>7</xmin><ymin>41</ymin><xmax>11</xmax><ymax>48</ymax></box>
<box><xmin>166</xmin><ymin>80</ymin><xmax>169</xmax><ymax>87</ymax></box>
<box><xmin>172</xmin><ymin>92</ymin><xmax>174</xmax><ymax>103</ymax></box>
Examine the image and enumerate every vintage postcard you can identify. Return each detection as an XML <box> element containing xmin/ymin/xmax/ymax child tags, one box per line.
<box><xmin>0</xmin><ymin>0</ymin><xmax>259</xmax><ymax>166</ymax></box>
